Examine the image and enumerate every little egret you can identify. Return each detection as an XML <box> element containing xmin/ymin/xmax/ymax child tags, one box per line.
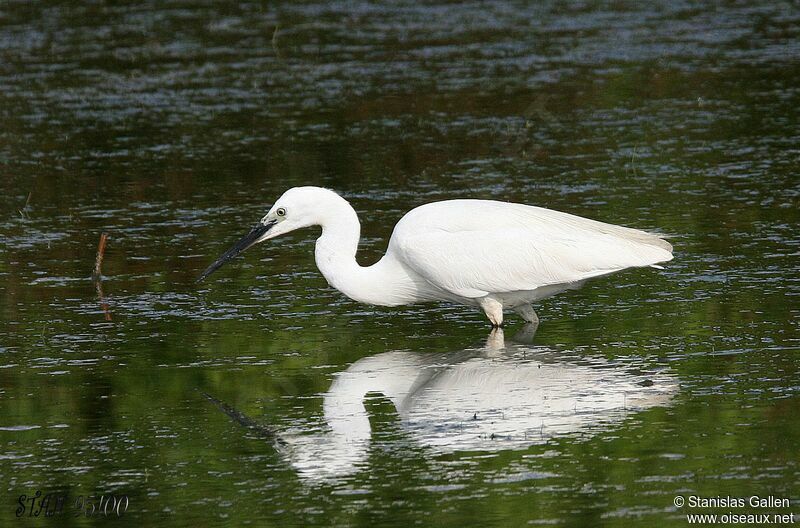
<box><xmin>198</xmin><ymin>186</ymin><xmax>673</xmax><ymax>325</ymax></box>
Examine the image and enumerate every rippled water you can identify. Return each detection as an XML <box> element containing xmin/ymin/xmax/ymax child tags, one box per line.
<box><xmin>1</xmin><ymin>1</ymin><xmax>799</xmax><ymax>526</ymax></box>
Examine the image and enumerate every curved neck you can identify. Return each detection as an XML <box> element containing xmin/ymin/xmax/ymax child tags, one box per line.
<box><xmin>312</xmin><ymin>196</ymin><xmax>425</xmax><ymax>306</ymax></box>
<box><xmin>317</xmin><ymin>196</ymin><xmax>362</xmax><ymax>259</ymax></box>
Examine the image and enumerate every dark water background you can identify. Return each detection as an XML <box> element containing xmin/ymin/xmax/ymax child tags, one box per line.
<box><xmin>1</xmin><ymin>1</ymin><xmax>799</xmax><ymax>526</ymax></box>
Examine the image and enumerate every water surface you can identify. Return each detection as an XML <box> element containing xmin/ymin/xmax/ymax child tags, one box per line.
<box><xmin>1</xmin><ymin>1</ymin><xmax>799</xmax><ymax>526</ymax></box>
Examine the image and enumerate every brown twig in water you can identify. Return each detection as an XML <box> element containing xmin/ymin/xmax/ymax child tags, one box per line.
<box><xmin>93</xmin><ymin>233</ymin><xmax>109</xmax><ymax>280</ymax></box>
<box><xmin>92</xmin><ymin>233</ymin><xmax>112</xmax><ymax>321</ymax></box>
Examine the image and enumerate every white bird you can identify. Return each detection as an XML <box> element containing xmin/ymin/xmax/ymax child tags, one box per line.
<box><xmin>199</xmin><ymin>186</ymin><xmax>673</xmax><ymax>325</ymax></box>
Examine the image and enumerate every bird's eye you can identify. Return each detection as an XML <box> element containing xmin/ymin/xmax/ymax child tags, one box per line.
<box><xmin>276</xmin><ymin>207</ymin><xmax>286</xmax><ymax>217</ymax></box>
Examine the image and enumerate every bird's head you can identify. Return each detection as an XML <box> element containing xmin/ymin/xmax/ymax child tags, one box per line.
<box><xmin>197</xmin><ymin>186</ymin><xmax>343</xmax><ymax>281</ymax></box>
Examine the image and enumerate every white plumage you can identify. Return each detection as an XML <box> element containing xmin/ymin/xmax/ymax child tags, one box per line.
<box><xmin>199</xmin><ymin>186</ymin><xmax>673</xmax><ymax>325</ymax></box>
<box><xmin>393</xmin><ymin>199</ymin><xmax>672</xmax><ymax>298</ymax></box>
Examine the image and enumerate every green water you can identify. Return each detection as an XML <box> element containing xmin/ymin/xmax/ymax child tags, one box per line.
<box><xmin>1</xmin><ymin>1</ymin><xmax>799</xmax><ymax>526</ymax></box>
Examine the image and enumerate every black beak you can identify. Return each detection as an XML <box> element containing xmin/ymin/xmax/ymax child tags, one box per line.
<box><xmin>197</xmin><ymin>220</ymin><xmax>276</xmax><ymax>282</ymax></box>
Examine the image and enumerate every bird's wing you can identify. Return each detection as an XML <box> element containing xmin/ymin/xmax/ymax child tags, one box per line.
<box><xmin>390</xmin><ymin>200</ymin><xmax>673</xmax><ymax>299</ymax></box>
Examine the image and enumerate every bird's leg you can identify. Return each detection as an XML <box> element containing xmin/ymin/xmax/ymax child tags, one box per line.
<box><xmin>514</xmin><ymin>304</ymin><xmax>539</xmax><ymax>325</ymax></box>
<box><xmin>479</xmin><ymin>297</ymin><xmax>504</xmax><ymax>327</ymax></box>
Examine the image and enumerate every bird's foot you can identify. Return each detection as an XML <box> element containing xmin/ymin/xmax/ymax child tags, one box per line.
<box><xmin>479</xmin><ymin>297</ymin><xmax>504</xmax><ymax>327</ymax></box>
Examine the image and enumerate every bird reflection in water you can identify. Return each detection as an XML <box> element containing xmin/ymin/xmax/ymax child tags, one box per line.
<box><xmin>205</xmin><ymin>325</ymin><xmax>677</xmax><ymax>482</ymax></box>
